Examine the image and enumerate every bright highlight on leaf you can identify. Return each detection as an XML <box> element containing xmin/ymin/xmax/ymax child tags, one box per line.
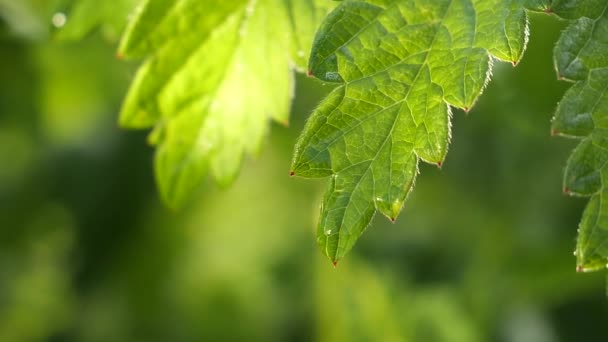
<box><xmin>546</xmin><ymin>1</ymin><xmax>608</xmax><ymax>273</ymax></box>
<box><xmin>291</xmin><ymin>0</ymin><xmax>529</xmax><ymax>264</ymax></box>
<box><xmin>118</xmin><ymin>0</ymin><xmax>333</xmax><ymax>208</ymax></box>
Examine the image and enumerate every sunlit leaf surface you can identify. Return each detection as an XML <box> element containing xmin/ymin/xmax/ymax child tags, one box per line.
<box><xmin>292</xmin><ymin>0</ymin><xmax>529</xmax><ymax>263</ymax></box>
<box><xmin>119</xmin><ymin>0</ymin><xmax>333</xmax><ymax>208</ymax></box>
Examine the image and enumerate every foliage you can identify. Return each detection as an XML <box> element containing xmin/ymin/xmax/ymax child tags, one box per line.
<box><xmin>294</xmin><ymin>0</ymin><xmax>608</xmax><ymax>267</ymax></box>
<box><xmin>20</xmin><ymin>0</ymin><xmax>608</xmax><ymax>275</ymax></box>
<box><xmin>40</xmin><ymin>0</ymin><xmax>608</xmax><ymax>271</ymax></box>
<box><xmin>118</xmin><ymin>0</ymin><xmax>333</xmax><ymax>208</ymax></box>
<box><xmin>293</xmin><ymin>0</ymin><xmax>528</xmax><ymax>263</ymax></box>
<box><xmin>544</xmin><ymin>1</ymin><xmax>608</xmax><ymax>272</ymax></box>
<box><xmin>2</xmin><ymin>2</ymin><xmax>608</xmax><ymax>341</ymax></box>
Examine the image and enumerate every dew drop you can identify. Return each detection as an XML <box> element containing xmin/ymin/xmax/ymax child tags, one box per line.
<box><xmin>52</xmin><ymin>12</ymin><xmax>67</xmax><ymax>28</ymax></box>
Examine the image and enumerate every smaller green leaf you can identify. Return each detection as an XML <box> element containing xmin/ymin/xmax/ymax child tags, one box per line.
<box><xmin>552</xmin><ymin>68</ymin><xmax>608</xmax><ymax>137</ymax></box>
<box><xmin>564</xmin><ymin>135</ymin><xmax>607</xmax><ymax>196</ymax></box>
<box><xmin>576</xmin><ymin>191</ymin><xmax>608</xmax><ymax>272</ymax></box>
<box><xmin>554</xmin><ymin>14</ymin><xmax>608</xmax><ymax>81</ymax></box>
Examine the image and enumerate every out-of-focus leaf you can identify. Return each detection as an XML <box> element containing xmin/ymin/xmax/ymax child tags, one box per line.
<box><xmin>0</xmin><ymin>205</ymin><xmax>74</xmax><ymax>342</ymax></box>
<box><xmin>549</xmin><ymin>1</ymin><xmax>608</xmax><ymax>272</ymax></box>
<box><xmin>53</xmin><ymin>0</ymin><xmax>140</xmax><ymax>41</ymax></box>
<box><xmin>291</xmin><ymin>0</ymin><xmax>529</xmax><ymax>263</ymax></box>
<box><xmin>118</xmin><ymin>0</ymin><xmax>334</xmax><ymax>208</ymax></box>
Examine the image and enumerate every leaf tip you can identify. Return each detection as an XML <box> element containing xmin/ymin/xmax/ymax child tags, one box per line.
<box><xmin>551</xmin><ymin>128</ymin><xmax>559</xmax><ymax>136</ymax></box>
<box><xmin>390</xmin><ymin>217</ymin><xmax>396</xmax><ymax>223</ymax></box>
<box><xmin>307</xmin><ymin>70</ymin><xmax>314</xmax><ymax>78</ymax></box>
<box><xmin>564</xmin><ymin>187</ymin><xmax>571</xmax><ymax>195</ymax></box>
<box><xmin>436</xmin><ymin>161</ymin><xmax>443</xmax><ymax>169</ymax></box>
<box><xmin>332</xmin><ymin>260</ymin><xmax>339</xmax><ymax>268</ymax></box>
<box><xmin>576</xmin><ymin>265</ymin><xmax>584</xmax><ymax>273</ymax></box>
<box><xmin>289</xmin><ymin>171</ymin><xmax>295</xmax><ymax>177</ymax></box>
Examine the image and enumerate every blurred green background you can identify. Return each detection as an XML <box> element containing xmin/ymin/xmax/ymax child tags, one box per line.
<box><xmin>1</xmin><ymin>2</ymin><xmax>607</xmax><ymax>342</ymax></box>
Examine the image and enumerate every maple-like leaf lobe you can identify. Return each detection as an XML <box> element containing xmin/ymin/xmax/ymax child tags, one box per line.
<box><xmin>293</xmin><ymin>0</ymin><xmax>529</xmax><ymax>262</ymax></box>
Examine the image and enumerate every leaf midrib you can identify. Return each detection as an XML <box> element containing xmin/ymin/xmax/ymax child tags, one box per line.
<box><xmin>325</xmin><ymin>0</ymin><xmax>460</xmax><ymax>260</ymax></box>
<box><xmin>297</xmin><ymin>1</ymin><xmax>460</xmax><ymax>170</ymax></box>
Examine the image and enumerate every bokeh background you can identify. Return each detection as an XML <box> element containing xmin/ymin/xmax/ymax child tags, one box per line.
<box><xmin>1</xmin><ymin>2</ymin><xmax>607</xmax><ymax>341</ymax></box>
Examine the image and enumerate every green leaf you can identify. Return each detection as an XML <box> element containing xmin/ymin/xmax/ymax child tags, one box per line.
<box><xmin>536</xmin><ymin>0</ymin><xmax>607</xmax><ymax>19</ymax></box>
<box><xmin>550</xmin><ymin>2</ymin><xmax>608</xmax><ymax>272</ymax></box>
<box><xmin>53</xmin><ymin>0</ymin><xmax>140</xmax><ymax>41</ymax></box>
<box><xmin>291</xmin><ymin>0</ymin><xmax>529</xmax><ymax>263</ymax></box>
<box><xmin>118</xmin><ymin>0</ymin><xmax>334</xmax><ymax>208</ymax></box>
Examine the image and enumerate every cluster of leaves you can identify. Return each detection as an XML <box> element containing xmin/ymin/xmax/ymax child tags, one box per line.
<box><xmin>292</xmin><ymin>0</ymin><xmax>608</xmax><ymax>266</ymax></box>
<box><xmin>539</xmin><ymin>0</ymin><xmax>608</xmax><ymax>273</ymax></box>
<box><xmin>52</xmin><ymin>0</ymin><xmax>608</xmax><ymax>272</ymax></box>
<box><xmin>118</xmin><ymin>0</ymin><xmax>334</xmax><ymax>208</ymax></box>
